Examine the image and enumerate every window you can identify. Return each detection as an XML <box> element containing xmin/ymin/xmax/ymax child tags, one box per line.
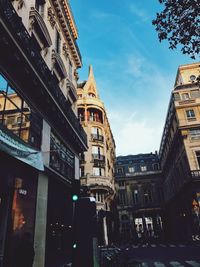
<box><xmin>119</xmin><ymin>181</ymin><xmax>125</xmax><ymax>187</ymax></box>
<box><xmin>144</xmin><ymin>189</ymin><xmax>152</xmax><ymax>204</ymax></box>
<box><xmin>55</xmin><ymin>30</ymin><xmax>61</xmax><ymax>54</ymax></box>
<box><xmin>80</xmin><ymin>166</ymin><xmax>84</xmax><ymax>177</ymax></box>
<box><xmin>141</xmin><ymin>165</ymin><xmax>147</xmax><ymax>172</ymax></box>
<box><xmin>196</xmin><ymin>151</ymin><xmax>200</xmax><ymax>168</ymax></box>
<box><xmin>186</xmin><ymin>109</ymin><xmax>196</xmax><ymax>119</ymax></box>
<box><xmin>153</xmin><ymin>163</ymin><xmax>159</xmax><ymax>171</ymax></box>
<box><xmin>118</xmin><ymin>191</ymin><xmax>126</xmax><ymax>205</ymax></box>
<box><xmin>132</xmin><ymin>189</ymin><xmax>138</xmax><ymax>205</ymax></box>
<box><xmin>190</xmin><ymin>128</ymin><xmax>200</xmax><ymax>139</ymax></box>
<box><xmin>68</xmin><ymin>60</ymin><xmax>72</xmax><ymax>81</ymax></box>
<box><xmin>93</xmin><ymin>167</ymin><xmax>104</xmax><ymax>176</ymax></box>
<box><xmin>117</xmin><ymin>168</ymin><xmax>123</xmax><ymax>174</ymax></box>
<box><xmin>181</xmin><ymin>93</ymin><xmax>190</xmax><ymax>100</ymax></box>
<box><xmin>128</xmin><ymin>167</ymin><xmax>135</xmax><ymax>173</ymax></box>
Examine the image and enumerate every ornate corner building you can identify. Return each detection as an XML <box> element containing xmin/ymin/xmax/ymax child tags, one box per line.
<box><xmin>0</xmin><ymin>1</ymin><xmax>87</xmax><ymax>266</ymax></box>
<box><xmin>77</xmin><ymin>66</ymin><xmax>116</xmax><ymax>245</ymax></box>
<box><xmin>160</xmin><ymin>62</ymin><xmax>200</xmax><ymax>242</ymax></box>
<box><xmin>115</xmin><ymin>153</ymin><xmax>163</xmax><ymax>244</ymax></box>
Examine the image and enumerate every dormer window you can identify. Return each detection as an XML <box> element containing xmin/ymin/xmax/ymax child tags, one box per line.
<box><xmin>88</xmin><ymin>93</ymin><xmax>95</xmax><ymax>98</ymax></box>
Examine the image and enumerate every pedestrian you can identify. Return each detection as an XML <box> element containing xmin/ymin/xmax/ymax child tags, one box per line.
<box><xmin>15</xmin><ymin>232</ymin><xmax>35</xmax><ymax>267</ymax></box>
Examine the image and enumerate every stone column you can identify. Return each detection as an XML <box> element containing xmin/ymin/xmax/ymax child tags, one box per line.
<box><xmin>33</xmin><ymin>173</ymin><xmax>48</xmax><ymax>267</ymax></box>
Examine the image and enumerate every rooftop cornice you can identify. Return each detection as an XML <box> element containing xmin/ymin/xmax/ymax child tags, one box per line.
<box><xmin>51</xmin><ymin>0</ymin><xmax>82</xmax><ymax>68</ymax></box>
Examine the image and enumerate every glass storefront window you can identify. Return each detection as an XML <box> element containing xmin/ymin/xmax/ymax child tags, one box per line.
<box><xmin>0</xmin><ymin>73</ymin><xmax>42</xmax><ymax>149</ymax></box>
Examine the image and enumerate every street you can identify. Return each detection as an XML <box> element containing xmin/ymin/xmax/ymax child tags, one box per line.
<box><xmin>120</xmin><ymin>242</ymin><xmax>200</xmax><ymax>267</ymax></box>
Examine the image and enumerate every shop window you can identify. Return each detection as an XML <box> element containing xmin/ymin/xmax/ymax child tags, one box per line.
<box><xmin>0</xmin><ymin>74</ymin><xmax>42</xmax><ymax>149</ymax></box>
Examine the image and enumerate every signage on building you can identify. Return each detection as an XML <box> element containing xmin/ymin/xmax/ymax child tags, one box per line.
<box><xmin>0</xmin><ymin>126</ymin><xmax>44</xmax><ymax>171</ymax></box>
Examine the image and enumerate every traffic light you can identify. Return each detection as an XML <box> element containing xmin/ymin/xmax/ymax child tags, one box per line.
<box><xmin>71</xmin><ymin>179</ymin><xmax>80</xmax><ymax>202</ymax></box>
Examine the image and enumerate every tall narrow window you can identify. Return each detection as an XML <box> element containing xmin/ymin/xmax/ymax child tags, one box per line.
<box><xmin>55</xmin><ymin>30</ymin><xmax>61</xmax><ymax>54</ymax></box>
<box><xmin>132</xmin><ymin>189</ymin><xmax>138</xmax><ymax>205</ymax></box>
<box><xmin>69</xmin><ymin>60</ymin><xmax>72</xmax><ymax>81</ymax></box>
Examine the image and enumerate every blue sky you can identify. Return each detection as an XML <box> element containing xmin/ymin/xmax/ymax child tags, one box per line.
<box><xmin>71</xmin><ymin>0</ymin><xmax>196</xmax><ymax>156</ymax></box>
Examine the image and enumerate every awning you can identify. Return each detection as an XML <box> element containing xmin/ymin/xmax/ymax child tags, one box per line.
<box><xmin>0</xmin><ymin>124</ymin><xmax>44</xmax><ymax>171</ymax></box>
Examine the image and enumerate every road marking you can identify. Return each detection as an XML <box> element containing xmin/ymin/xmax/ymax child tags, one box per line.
<box><xmin>151</xmin><ymin>244</ymin><xmax>156</xmax><ymax>247</ymax></box>
<box><xmin>160</xmin><ymin>244</ymin><xmax>166</xmax><ymax>247</ymax></box>
<box><xmin>154</xmin><ymin>261</ymin><xmax>166</xmax><ymax>267</ymax></box>
<box><xmin>169</xmin><ymin>261</ymin><xmax>184</xmax><ymax>266</ymax></box>
<box><xmin>169</xmin><ymin>244</ymin><xmax>176</xmax><ymax>247</ymax></box>
<box><xmin>186</xmin><ymin>260</ymin><xmax>200</xmax><ymax>267</ymax></box>
<box><xmin>178</xmin><ymin>244</ymin><xmax>186</xmax><ymax>247</ymax></box>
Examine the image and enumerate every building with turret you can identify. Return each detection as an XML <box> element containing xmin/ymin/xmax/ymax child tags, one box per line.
<box><xmin>77</xmin><ymin>66</ymin><xmax>116</xmax><ymax>245</ymax></box>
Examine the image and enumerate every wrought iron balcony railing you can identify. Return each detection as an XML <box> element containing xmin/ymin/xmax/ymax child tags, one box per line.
<box><xmin>91</xmin><ymin>133</ymin><xmax>104</xmax><ymax>142</ymax></box>
<box><xmin>92</xmin><ymin>154</ymin><xmax>105</xmax><ymax>162</ymax></box>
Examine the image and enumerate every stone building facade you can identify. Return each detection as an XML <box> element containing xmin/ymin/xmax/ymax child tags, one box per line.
<box><xmin>115</xmin><ymin>153</ymin><xmax>163</xmax><ymax>244</ymax></box>
<box><xmin>160</xmin><ymin>62</ymin><xmax>200</xmax><ymax>242</ymax></box>
<box><xmin>0</xmin><ymin>1</ymin><xmax>87</xmax><ymax>266</ymax></box>
<box><xmin>77</xmin><ymin>66</ymin><xmax>116</xmax><ymax>245</ymax></box>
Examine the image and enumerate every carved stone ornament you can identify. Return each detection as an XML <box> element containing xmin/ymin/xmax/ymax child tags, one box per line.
<box><xmin>74</xmin><ymin>69</ymin><xmax>79</xmax><ymax>81</ymax></box>
<box><xmin>63</xmin><ymin>43</ymin><xmax>69</xmax><ymax>58</ymax></box>
<box><xmin>48</xmin><ymin>7</ymin><xmax>56</xmax><ymax>28</ymax></box>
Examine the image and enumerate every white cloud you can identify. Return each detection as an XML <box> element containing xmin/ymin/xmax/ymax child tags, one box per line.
<box><xmin>108</xmin><ymin>110</ymin><xmax>163</xmax><ymax>156</ymax></box>
<box><xmin>129</xmin><ymin>4</ymin><xmax>152</xmax><ymax>22</ymax></box>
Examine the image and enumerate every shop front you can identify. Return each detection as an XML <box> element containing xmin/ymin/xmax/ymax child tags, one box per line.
<box><xmin>0</xmin><ymin>123</ymin><xmax>43</xmax><ymax>267</ymax></box>
<box><xmin>0</xmin><ymin>151</ymin><xmax>40</xmax><ymax>267</ymax></box>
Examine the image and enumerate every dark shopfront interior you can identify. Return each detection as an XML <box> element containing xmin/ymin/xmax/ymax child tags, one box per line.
<box><xmin>45</xmin><ymin>177</ymin><xmax>73</xmax><ymax>267</ymax></box>
<box><xmin>0</xmin><ymin>152</ymin><xmax>38</xmax><ymax>267</ymax></box>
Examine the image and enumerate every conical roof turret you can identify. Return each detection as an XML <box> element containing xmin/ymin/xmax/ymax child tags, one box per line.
<box><xmin>82</xmin><ymin>65</ymin><xmax>99</xmax><ymax>98</ymax></box>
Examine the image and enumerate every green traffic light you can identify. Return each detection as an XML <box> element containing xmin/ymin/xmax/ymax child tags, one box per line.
<box><xmin>72</xmin><ymin>195</ymin><xmax>78</xmax><ymax>201</ymax></box>
<box><xmin>73</xmin><ymin>243</ymin><xmax>77</xmax><ymax>249</ymax></box>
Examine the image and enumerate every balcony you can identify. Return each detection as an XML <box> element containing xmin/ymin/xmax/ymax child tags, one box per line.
<box><xmin>91</xmin><ymin>133</ymin><xmax>104</xmax><ymax>143</ymax></box>
<box><xmin>81</xmin><ymin>176</ymin><xmax>115</xmax><ymax>194</ymax></box>
<box><xmin>92</xmin><ymin>154</ymin><xmax>105</xmax><ymax>162</ymax></box>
